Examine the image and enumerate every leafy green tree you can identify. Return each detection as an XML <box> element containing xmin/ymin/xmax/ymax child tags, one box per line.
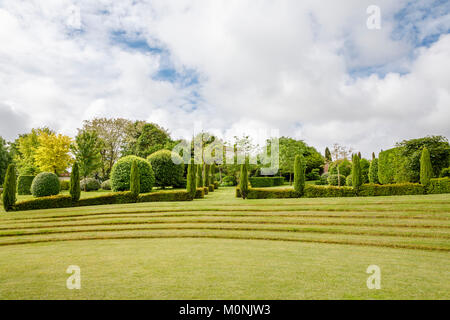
<box><xmin>130</xmin><ymin>160</ymin><xmax>140</xmax><ymax>198</ymax></box>
<box><xmin>420</xmin><ymin>147</ymin><xmax>433</xmax><ymax>187</ymax></box>
<box><xmin>325</xmin><ymin>147</ymin><xmax>332</xmax><ymax>162</ymax></box>
<box><xmin>186</xmin><ymin>158</ymin><xmax>197</xmax><ymax>199</ymax></box>
<box><xmin>82</xmin><ymin>118</ymin><xmax>133</xmax><ymax>179</ymax></box>
<box><xmin>369</xmin><ymin>158</ymin><xmax>379</xmax><ymax>184</ymax></box>
<box><xmin>239</xmin><ymin>159</ymin><xmax>249</xmax><ymax>199</ymax></box>
<box><xmin>2</xmin><ymin>164</ymin><xmax>16</xmax><ymax>211</ymax></box>
<box><xmin>397</xmin><ymin>136</ymin><xmax>449</xmax><ymax>182</ymax></box>
<box><xmin>0</xmin><ymin>137</ymin><xmax>12</xmax><ymax>185</ymax></box>
<box><xmin>34</xmin><ymin>132</ymin><xmax>73</xmax><ymax>175</ymax></box>
<box><xmin>70</xmin><ymin>162</ymin><xmax>81</xmax><ymax>201</ymax></box>
<box><xmin>71</xmin><ymin>130</ymin><xmax>102</xmax><ymax>181</ymax></box>
<box><xmin>294</xmin><ymin>154</ymin><xmax>305</xmax><ymax>196</ymax></box>
<box><xmin>135</xmin><ymin>123</ymin><xmax>173</xmax><ymax>158</ymax></box>
<box><xmin>352</xmin><ymin>154</ymin><xmax>362</xmax><ymax>190</ymax></box>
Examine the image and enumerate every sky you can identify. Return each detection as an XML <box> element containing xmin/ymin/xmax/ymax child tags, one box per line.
<box><xmin>0</xmin><ymin>0</ymin><xmax>449</xmax><ymax>157</ymax></box>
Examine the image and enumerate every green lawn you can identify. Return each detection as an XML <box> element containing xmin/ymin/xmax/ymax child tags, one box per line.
<box><xmin>0</xmin><ymin>187</ymin><xmax>449</xmax><ymax>299</ymax></box>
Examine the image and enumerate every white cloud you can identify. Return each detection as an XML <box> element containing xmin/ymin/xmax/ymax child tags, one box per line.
<box><xmin>0</xmin><ymin>0</ymin><xmax>448</xmax><ymax>158</ymax></box>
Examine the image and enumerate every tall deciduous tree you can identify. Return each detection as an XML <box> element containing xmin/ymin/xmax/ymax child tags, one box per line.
<box><xmin>70</xmin><ymin>130</ymin><xmax>102</xmax><ymax>181</ymax></box>
<box><xmin>420</xmin><ymin>147</ymin><xmax>433</xmax><ymax>187</ymax></box>
<box><xmin>330</xmin><ymin>144</ymin><xmax>353</xmax><ymax>187</ymax></box>
<box><xmin>82</xmin><ymin>118</ymin><xmax>132</xmax><ymax>179</ymax></box>
<box><xmin>34</xmin><ymin>132</ymin><xmax>72</xmax><ymax>175</ymax></box>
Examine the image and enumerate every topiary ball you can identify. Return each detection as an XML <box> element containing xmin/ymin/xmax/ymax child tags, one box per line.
<box><xmin>31</xmin><ymin>172</ymin><xmax>60</xmax><ymax>197</ymax></box>
<box><xmin>111</xmin><ymin>155</ymin><xmax>155</xmax><ymax>193</ymax></box>
<box><xmin>80</xmin><ymin>178</ymin><xmax>101</xmax><ymax>191</ymax></box>
<box><xmin>101</xmin><ymin>179</ymin><xmax>111</xmax><ymax>190</ymax></box>
<box><xmin>147</xmin><ymin>150</ymin><xmax>184</xmax><ymax>188</ymax></box>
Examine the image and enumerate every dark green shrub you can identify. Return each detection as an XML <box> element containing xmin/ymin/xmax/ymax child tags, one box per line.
<box><xmin>130</xmin><ymin>160</ymin><xmax>140</xmax><ymax>197</ymax></box>
<box><xmin>358</xmin><ymin>183</ymin><xmax>425</xmax><ymax>197</ymax></box>
<box><xmin>147</xmin><ymin>150</ymin><xmax>184</xmax><ymax>188</ymax></box>
<box><xmin>248</xmin><ymin>177</ymin><xmax>284</xmax><ymax>187</ymax></box>
<box><xmin>60</xmin><ymin>180</ymin><xmax>70</xmax><ymax>191</ymax></box>
<box><xmin>80</xmin><ymin>178</ymin><xmax>101</xmax><ymax>192</ymax></box>
<box><xmin>17</xmin><ymin>175</ymin><xmax>34</xmax><ymax>195</ymax></box>
<box><xmin>186</xmin><ymin>159</ymin><xmax>197</xmax><ymax>199</ymax></box>
<box><xmin>70</xmin><ymin>162</ymin><xmax>81</xmax><ymax>202</ymax></box>
<box><xmin>209</xmin><ymin>184</ymin><xmax>214</xmax><ymax>192</ymax></box>
<box><xmin>138</xmin><ymin>190</ymin><xmax>192</xmax><ymax>202</ymax></box>
<box><xmin>173</xmin><ymin>178</ymin><xmax>187</xmax><ymax>188</ymax></box>
<box><xmin>420</xmin><ymin>147</ymin><xmax>433</xmax><ymax>187</ymax></box>
<box><xmin>304</xmin><ymin>185</ymin><xmax>357</xmax><ymax>198</ymax></box>
<box><xmin>239</xmin><ymin>161</ymin><xmax>249</xmax><ymax>199</ymax></box>
<box><xmin>360</xmin><ymin>158</ymin><xmax>370</xmax><ymax>183</ymax></box>
<box><xmin>427</xmin><ymin>178</ymin><xmax>450</xmax><ymax>194</ymax></box>
<box><xmin>369</xmin><ymin>158</ymin><xmax>379</xmax><ymax>184</ymax></box>
<box><xmin>306</xmin><ymin>168</ymin><xmax>320</xmax><ymax>181</ymax></box>
<box><xmin>203</xmin><ymin>186</ymin><xmax>209</xmax><ymax>195</ymax></box>
<box><xmin>2</xmin><ymin>164</ymin><xmax>16</xmax><ymax>211</ymax></box>
<box><xmin>31</xmin><ymin>172</ymin><xmax>60</xmax><ymax>198</ymax></box>
<box><xmin>440</xmin><ymin>167</ymin><xmax>450</xmax><ymax>178</ymax></box>
<box><xmin>111</xmin><ymin>155</ymin><xmax>155</xmax><ymax>193</ymax></box>
<box><xmin>352</xmin><ymin>154</ymin><xmax>362</xmax><ymax>190</ymax></box>
<box><xmin>213</xmin><ymin>181</ymin><xmax>219</xmax><ymax>189</ymax></box>
<box><xmin>222</xmin><ymin>175</ymin><xmax>237</xmax><ymax>186</ymax></box>
<box><xmin>195</xmin><ymin>188</ymin><xmax>205</xmax><ymax>199</ymax></box>
<box><xmin>346</xmin><ymin>175</ymin><xmax>353</xmax><ymax>186</ymax></box>
<box><xmin>294</xmin><ymin>154</ymin><xmax>305</xmax><ymax>196</ymax></box>
<box><xmin>327</xmin><ymin>174</ymin><xmax>345</xmax><ymax>186</ymax></box>
<box><xmin>101</xmin><ymin>179</ymin><xmax>111</xmax><ymax>190</ymax></box>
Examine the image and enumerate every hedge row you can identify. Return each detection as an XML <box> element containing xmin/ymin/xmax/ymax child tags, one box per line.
<box><xmin>236</xmin><ymin>181</ymin><xmax>448</xmax><ymax>199</ymax></box>
<box><xmin>12</xmin><ymin>190</ymin><xmax>194</xmax><ymax>212</ymax></box>
<box><xmin>195</xmin><ymin>188</ymin><xmax>205</xmax><ymax>199</ymax></box>
<box><xmin>249</xmin><ymin>177</ymin><xmax>285</xmax><ymax>188</ymax></box>
<box><xmin>427</xmin><ymin>178</ymin><xmax>450</xmax><ymax>194</ymax></box>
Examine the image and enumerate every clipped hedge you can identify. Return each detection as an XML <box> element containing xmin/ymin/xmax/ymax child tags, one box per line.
<box><xmin>208</xmin><ymin>184</ymin><xmax>215</xmax><ymax>192</ymax></box>
<box><xmin>214</xmin><ymin>181</ymin><xmax>219</xmax><ymax>189</ymax></box>
<box><xmin>358</xmin><ymin>183</ymin><xmax>425</xmax><ymax>197</ymax></box>
<box><xmin>14</xmin><ymin>195</ymin><xmax>73</xmax><ymax>211</ymax></box>
<box><xmin>17</xmin><ymin>175</ymin><xmax>34</xmax><ymax>195</ymax></box>
<box><xmin>246</xmin><ymin>188</ymin><xmax>299</xmax><ymax>199</ymax></box>
<box><xmin>378</xmin><ymin>148</ymin><xmax>410</xmax><ymax>184</ymax></box>
<box><xmin>76</xmin><ymin>192</ymin><xmax>135</xmax><ymax>207</ymax></box>
<box><xmin>137</xmin><ymin>190</ymin><xmax>193</xmax><ymax>202</ymax></box>
<box><xmin>31</xmin><ymin>172</ymin><xmax>60</xmax><ymax>198</ymax></box>
<box><xmin>249</xmin><ymin>177</ymin><xmax>285</xmax><ymax>188</ymax></box>
<box><xmin>427</xmin><ymin>178</ymin><xmax>450</xmax><ymax>194</ymax></box>
<box><xmin>204</xmin><ymin>187</ymin><xmax>209</xmax><ymax>195</ymax></box>
<box><xmin>304</xmin><ymin>185</ymin><xmax>357</xmax><ymax>198</ymax></box>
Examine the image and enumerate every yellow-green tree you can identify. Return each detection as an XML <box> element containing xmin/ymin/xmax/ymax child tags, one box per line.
<box><xmin>35</xmin><ymin>132</ymin><xmax>73</xmax><ymax>175</ymax></box>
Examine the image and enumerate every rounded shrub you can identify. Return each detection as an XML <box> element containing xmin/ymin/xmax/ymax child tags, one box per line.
<box><xmin>101</xmin><ymin>179</ymin><xmax>111</xmax><ymax>190</ymax></box>
<box><xmin>31</xmin><ymin>172</ymin><xmax>60</xmax><ymax>198</ymax></box>
<box><xmin>327</xmin><ymin>174</ymin><xmax>346</xmax><ymax>186</ymax></box>
<box><xmin>17</xmin><ymin>175</ymin><xmax>35</xmax><ymax>195</ymax></box>
<box><xmin>440</xmin><ymin>167</ymin><xmax>450</xmax><ymax>178</ymax></box>
<box><xmin>147</xmin><ymin>150</ymin><xmax>184</xmax><ymax>188</ymax></box>
<box><xmin>316</xmin><ymin>173</ymin><xmax>329</xmax><ymax>185</ymax></box>
<box><xmin>80</xmin><ymin>178</ymin><xmax>101</xmax><ymax>192</ymax></box>
<box><xmin>111</xmin><ymin>155</ymin><xmax>155</xmax><ymax>193</ymax></box>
